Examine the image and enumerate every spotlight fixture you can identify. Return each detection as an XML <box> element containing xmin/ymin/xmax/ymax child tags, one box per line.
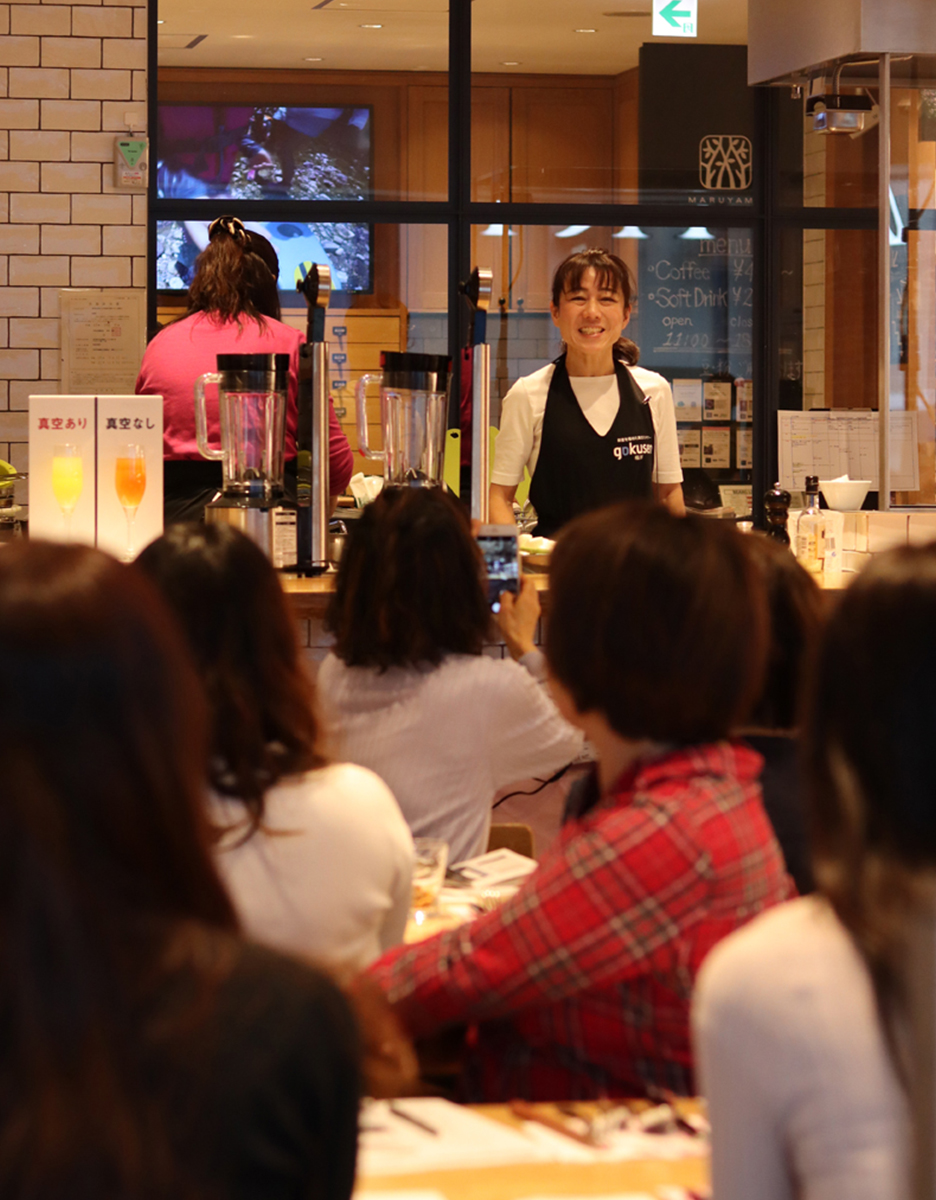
<box><xmin>360</xmin><ymin>23</ymin><xmax>382</xmax><ymax>28</ymax></box>
<box><xmin>575</xmin><ymin>27</ymin><xmax>598</xmax><ymax>33</ymax></box>
<box><xmin>555</xmin><ymin>225</ymin><xmax>591</xmax><ymax>238</ymax></box>
<box><xmin>304</xmin><ymin>56</ymin><xmax>323</xmax><ymax>61</ymax></box>
<box><xmin>501</xmin><ymin>60</ymin><xmax>521</xmax><ymax>66</ymax></box>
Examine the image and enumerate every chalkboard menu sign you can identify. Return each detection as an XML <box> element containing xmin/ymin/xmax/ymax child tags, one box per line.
<box><xmin>631</xmin><ymin>226</ymin><xmax>754</xmax><ymax>380</ymax></box>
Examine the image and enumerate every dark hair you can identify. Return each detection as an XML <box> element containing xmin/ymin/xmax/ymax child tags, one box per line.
<box><xmin>187</xmin><ymin>215</ymin><xmax>282</xmax><ymax>324</ymax></box>
<box><xmin>0</xmin><ymin>541</ymin><xmax>238</xmax><ymax>1196</ymax></box>
<box><xmin>326</xmin><ymin>486</ymin><xmax>491</xmax><ymax>670</ymax></box>
<box><xmin>545</xmin><ymin>502</ymin><xmax>768</xmax><ymax>743</ymax></box>
<box><xmin>742</xmin><ymin>536</ymin><xmax>824</xmax><ymax>730</ymax></box>
<box><xmin>137</xmin><ymin>524</ymin><xmax>324</xmax><ymax>831</ymax></box>
<box><xmin>551</xmin><ymin>247</ymin><xmax>639</xmax><ymax>365</ymax></box>
<box><xmin>804</xmin><ymin>545</ymin><xmax>936</xmax><ymax>1075</ymax></box>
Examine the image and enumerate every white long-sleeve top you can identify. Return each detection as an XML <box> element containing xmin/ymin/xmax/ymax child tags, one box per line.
<box><xmin>693</xmin><ymin>895</ymin><xmax>908</xmax><ymax>1200</ymax></box>
<box><xmin>212</xmin><ymin>762</ymin><xmax>414</xmax><ymax>974</ymax></box>
<box><xmin>316</xmin><ymin>652</ymin><xmax>584</xmax><ymax>864</ymax></box>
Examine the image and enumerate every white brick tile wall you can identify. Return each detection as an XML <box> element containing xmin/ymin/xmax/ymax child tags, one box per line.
<box><xmin>42</xmin><ymin>223</ymin><xmax>100</xmax><ymax>253</ymax></box>
<box><xmin>41</xmin><ymin>97</ymin><xmax>99</xmax><ymax>127</ymax></box>
<box><xmin>9</xmin><ymin>66</ymin><xmax>69</xmax><ymax>97</ymax></box>
<box><xmin>0</xmin><ymin>0</ymin><xmax>147</xmax><ymax>502</ymax></box>
<box><xmin>10</xmin><ymin>128</ymin><xmax>70</xmax><ymax>158</ymax></box>
<box><xmin>11</xmin><ymin>6</ymin><xmax>72</xmax><ymax>35</ymax></box>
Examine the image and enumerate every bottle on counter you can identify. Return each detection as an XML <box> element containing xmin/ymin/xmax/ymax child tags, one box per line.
<box><xmin>795</xmin><ymin>475</ymin><xmax>824</xmax><ymax>577</ymax></box>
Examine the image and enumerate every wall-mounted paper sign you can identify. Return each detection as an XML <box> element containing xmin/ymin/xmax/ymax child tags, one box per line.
<box><xmin>29</xmin><ymin>396</ymin><xmax>163</xmax><ymax>560</ymax></box>
<box><xmin>60</xmin><ymin>289</ymin><xmax>146</xmax><ymax>396</ymax></box>
<box><xmin>736</xmin><ymin>379</ymin><xmax>753</xmax><ymax>423</ymax></box>
<box><xmin>673</xmin><ymin>378</ymin><xmax>703</xmax><ymax>423</ymax></box>
<box><xmin>703</xmin><ymin>380</ymin><xmax>732</xmax><ymax>422</ymax></box>
<box><xmin>719</xmin><ymin>484</ymin><xmax>752</xmax><ymax>516</ymax></box>
<box><xmin>702</xmin><ymin>426</ymin><xmax>731</xmax><ymax>469</ymax></box>
<box><xmin>737</xmin><ymin>426</ymin><xmax>753</xmax><ymax>470</ymax></box>
<box><xmin>677</xmin><ymin>427</ymin><xmax>701</xmax><ymax>469</ymax></box>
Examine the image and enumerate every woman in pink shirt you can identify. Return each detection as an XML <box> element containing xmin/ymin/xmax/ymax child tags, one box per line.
<box><xmin>136</xmin><ymin>215</ymin><xmax>353</xmax><ymax>523</ymax></box>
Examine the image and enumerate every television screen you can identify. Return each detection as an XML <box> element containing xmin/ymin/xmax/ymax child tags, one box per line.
<box><xmin>156</xmin><ymin>104</ymin><xmax>371</xmax><ymax>201</ymax></box>
<box><xmin>155</xmin><ymin>219</ymin><xmax>373</xmax><ymax>298</ymax></box>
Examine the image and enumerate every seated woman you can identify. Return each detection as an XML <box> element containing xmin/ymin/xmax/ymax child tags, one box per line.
<box><xmin>0</xmin><ymin>540</ymin><xmax>359</xmax><ymax>1199</ymax></box>
<box><xmin>738</xmin><ymin>534</ymin><xmax>824</xmax><ymax>895</ymax></box>
<box><xmin>318</xmin><ymin>486</ymin><xmax>584</xmax><ymax>864</ymax></box>
<box><xmin>136</xmin><ymin>215</ymin><xmax>354</xmax><ymax>523</ymax></box>
<box><xmin>138</xmin><ymin>523</ymin><xmax>414</xmax><ymax>974</ymax></box>
<box><xmin>367</xmin><ymin>502</ymin><xmax>791</xmax><ymax>1101</ymax></box>
<box><xmin>693</xmin><ymin>546</ymin><xmax>932</xmax><ymax>1200</ymax></box>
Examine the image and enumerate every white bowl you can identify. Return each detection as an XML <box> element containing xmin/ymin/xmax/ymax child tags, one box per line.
<box><xmin>819</xmin><ymin>479</ymin><xmax>871</xmax><ymax>511</ymax></box>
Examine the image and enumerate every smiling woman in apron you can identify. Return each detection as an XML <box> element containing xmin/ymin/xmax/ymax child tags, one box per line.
<box><xmin>490</xmin><ymin>248</ymin><xmax>685</xmax><ymax>536</ymax></box>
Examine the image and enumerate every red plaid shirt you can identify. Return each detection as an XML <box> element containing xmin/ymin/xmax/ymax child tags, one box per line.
<box><xmin>369</xmin><ymin>742</ymin><xmax>792</xmax><ymax>1101</ymax></box>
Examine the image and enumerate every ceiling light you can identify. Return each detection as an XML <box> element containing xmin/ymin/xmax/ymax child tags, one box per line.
<box><xmin>360</xmin><ymin>23</ymin><xmax>382</xmax><ymax>28</ymax></box>
<box><xmin>157</xmin><ymin>18</ymin><xmax>164</xmax><ymax>23</ymax></box>
<box><xmin>679</xmin><ymin>227</ymin><xmax>715</xmax><ymax>239</ymax></box>
<box><xmin>575</xmin><ymin>28</ymin><xmax>597</xmax><ymax>33</ymax></box>
<box><xmin>231</xmin><ymin>34</ymin><xmax>254</xmax><ymax>38</ymax></box>
<box><xmin>304</xmin><ymin>56</ymin><xmax>323</xmax><ymax>61</ymax></box>
<box><xmin>501</xmin><ymin>60</ymin><xmax>521</xmax><ymax>66</ymax></box>
<box><xmin>555</xmin><ymin>225</ymin><xmax>591</xmax><ymax>238</ymax></box>
<box><xmin>613</xmin><ymin>226</ymin><xmax>648</xmax><ymax>239</ymax></box>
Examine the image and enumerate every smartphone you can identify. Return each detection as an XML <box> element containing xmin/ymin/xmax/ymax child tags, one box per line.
<box><xmin>477</xmin><ymin>524</ymin><xmax>520</xmax><ymax>613</ymax></box>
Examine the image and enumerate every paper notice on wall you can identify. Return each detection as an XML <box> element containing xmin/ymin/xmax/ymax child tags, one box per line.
<box><xmin>777</xmin><ymin>409</ymin><xmax>920</xmax><ymax>492</ymax></box>
<box><xmin>672</xmin><ymin>378</ymin><xmax>702</xmax><ymax>423</ymax></box>
<box><xmin>60</xmin><ymin>289</ymin><xmax>146</xmax><ymax>396</ymax></box>
<box><xmin>677</xmin><ymin>427</ymin><xmax>701</xmax><ymax>469</ymax></box>
<box><xmin>737</xmin><ymin>426</ymin><xmax>753</xmax><ymax>469</ymax></box>
<box><xmin>736</xmin><ymin>378</ymin><xmax>753</xmax><ymax>422</ymax></box>
<box><xmin>703</xmin><ymin>380</ymin><xmax>732</xmax><ymax>422</ymax></box>
<box><xmin>702</xmin><ymin>426</ymin><xmax>731</xmax><ymax>469</ymax></box>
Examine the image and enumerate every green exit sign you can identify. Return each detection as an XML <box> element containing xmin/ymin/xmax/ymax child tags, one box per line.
<box><xmin>653</xmin><ymin>0</ymin><xmax>697</xmax><ymax>37</ymax></box>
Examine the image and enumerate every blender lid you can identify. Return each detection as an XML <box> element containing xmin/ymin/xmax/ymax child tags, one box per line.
<box><xmin>216</xmin><ymin>353</ymin><xmax>291</xmax><ymax>372</ymax></box>
<box><xmin>379</xmin><ymin>351</ymin><xmax>452</xmax><ymax>391</ymax></box>
<box><xmin>216</xmin><ymin>352</ymin><xmax>291</xmax><ymax>390</ymax></box>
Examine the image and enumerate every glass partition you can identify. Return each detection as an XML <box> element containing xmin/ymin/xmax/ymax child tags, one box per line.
<box><xmin>478</xmin><ymin>223</ymin><xmax>756</xmax><ymax>516</ymax></box>
<box><xmin>888</xmin><ymin>64</ymin><xmax>936</xmax><ymax>504</ymax></box>
<box><xmin>156</xmin><ymin>0</ymin><xmax>448</xmax><ymax>202</ymax></box>
<box><xmin>471</xmin><ymin>3</ymin><xmax>751</xmax><ymax>206</ymax></box>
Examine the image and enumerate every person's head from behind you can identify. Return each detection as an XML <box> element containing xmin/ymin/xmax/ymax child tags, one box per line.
<box><xmin>545</xmin><ymin>502</ymin><xmax>768</xmax><ymax>747</ymax></box>
<box><xmin>137</xmin><ymin>523</ymin><xmax>322</xmax><ymax>825</ymax></box>
<box><xmin>742</xmin><ymin>535</ymin><xmax>824</xmax><ymax>731</ymax></box>
<box><xmin>187</xmin><ymin>214</ymin><xmax>282</xmax><ymax>324</ymax></box>
<box><xmin>0</xmin><ymin>541</ymin><xmax>237</xmax><ymax>1194</ymax></box>
<box><xmin>805</xmin><ymin>545</ymin><xmax>936</xmax><ymax>935</ymax></box>
<box><xmin>327</xmin><ymin>485</ymin><xmax>491</xmax><ymax>671</ymax></box>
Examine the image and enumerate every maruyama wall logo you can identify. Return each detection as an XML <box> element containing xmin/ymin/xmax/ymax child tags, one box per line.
<box><xmin>699</xmin><ymin>135</ymin><xmax>752</xmax><ymax>190</ymax></box>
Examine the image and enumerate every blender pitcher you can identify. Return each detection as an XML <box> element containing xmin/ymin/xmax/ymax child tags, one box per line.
<box><xmin>356</xmin><ymin>351</ymin><xmax>452</xmax><ymax>487</ymax></box>
<box><xmin>194</xmin><ymin>353</ymin><xmax>290</xmax><ymax>500</ymax></box>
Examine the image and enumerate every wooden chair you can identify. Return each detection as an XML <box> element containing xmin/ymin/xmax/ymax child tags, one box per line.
<box><xmin>486</xmin><ymin>822</ymin><xmax>536</xmax><ymax>859</ymax></box>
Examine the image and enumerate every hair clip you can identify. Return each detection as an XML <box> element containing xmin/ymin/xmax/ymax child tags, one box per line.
<box><xmin>208</xmin><ymin>215</ymin><xmax>248</xmax><ymax>245</ymax></box>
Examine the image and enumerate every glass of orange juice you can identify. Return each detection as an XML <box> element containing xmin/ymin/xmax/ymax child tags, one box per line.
<box><xmin>51</xmin><ymin>443</ymin><xmax>82</xmax><ymax>538</ymax></box>
<box><xmin>115</xmin><ymin>444</ymin><xmax>146</xmax><ymax>561</ymax></box>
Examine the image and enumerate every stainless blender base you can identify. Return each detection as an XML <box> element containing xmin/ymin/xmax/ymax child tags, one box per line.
<box><xmin>205</xmin><ymin>500</ymin><xmax>277</xmax><ymax>558</ymax></box>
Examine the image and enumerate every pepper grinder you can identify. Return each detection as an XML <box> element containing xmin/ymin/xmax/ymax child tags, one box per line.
<box><xmin>764</xmin><ymin>481</ymin><xmax>791</xmax><ymax>546</ymax></box>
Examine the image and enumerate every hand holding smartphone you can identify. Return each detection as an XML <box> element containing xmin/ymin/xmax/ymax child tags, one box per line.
<box><xmin>476</xmin><ymin>524</ymin><xmax>520</xmax><ymax>614</ymax></box>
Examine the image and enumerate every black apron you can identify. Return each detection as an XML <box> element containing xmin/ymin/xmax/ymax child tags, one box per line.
<box><xmin>528</xmin><ymin>355</ymin><xmax>655</xmax><ymax>538</ymax></box>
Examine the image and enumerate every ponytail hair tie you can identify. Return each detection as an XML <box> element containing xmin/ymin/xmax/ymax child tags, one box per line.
<box><xmin>208</xmin><ymin>215</ymin><xmax>248</xmax><ymax>246</ymax></box>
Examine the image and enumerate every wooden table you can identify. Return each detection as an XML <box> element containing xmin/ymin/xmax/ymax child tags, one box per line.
<box><xmin>356</xmin><ymin>1103</ymin><xmax>708</xmax><ymax>1200</ymax></box>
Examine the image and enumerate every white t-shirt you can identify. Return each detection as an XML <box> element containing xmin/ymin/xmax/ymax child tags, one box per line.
<box><xmin>316</xmin><ymin>651</ymin><xmax>584</xmax><ymax>864</ymax></box>
<box><xmin>491</xmin><ymin>361</ymin><xmax>684</xmax><ymax>488</ymax></box>
<box><xmin>693</xmin><ymin>896</ymin><xmax>908</xmax><ymax>1200</ymax></box>
<box><xmin>212</xmin><ymin>762</ymin><xmax>415</xmax><ymax>974</ymax></box>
